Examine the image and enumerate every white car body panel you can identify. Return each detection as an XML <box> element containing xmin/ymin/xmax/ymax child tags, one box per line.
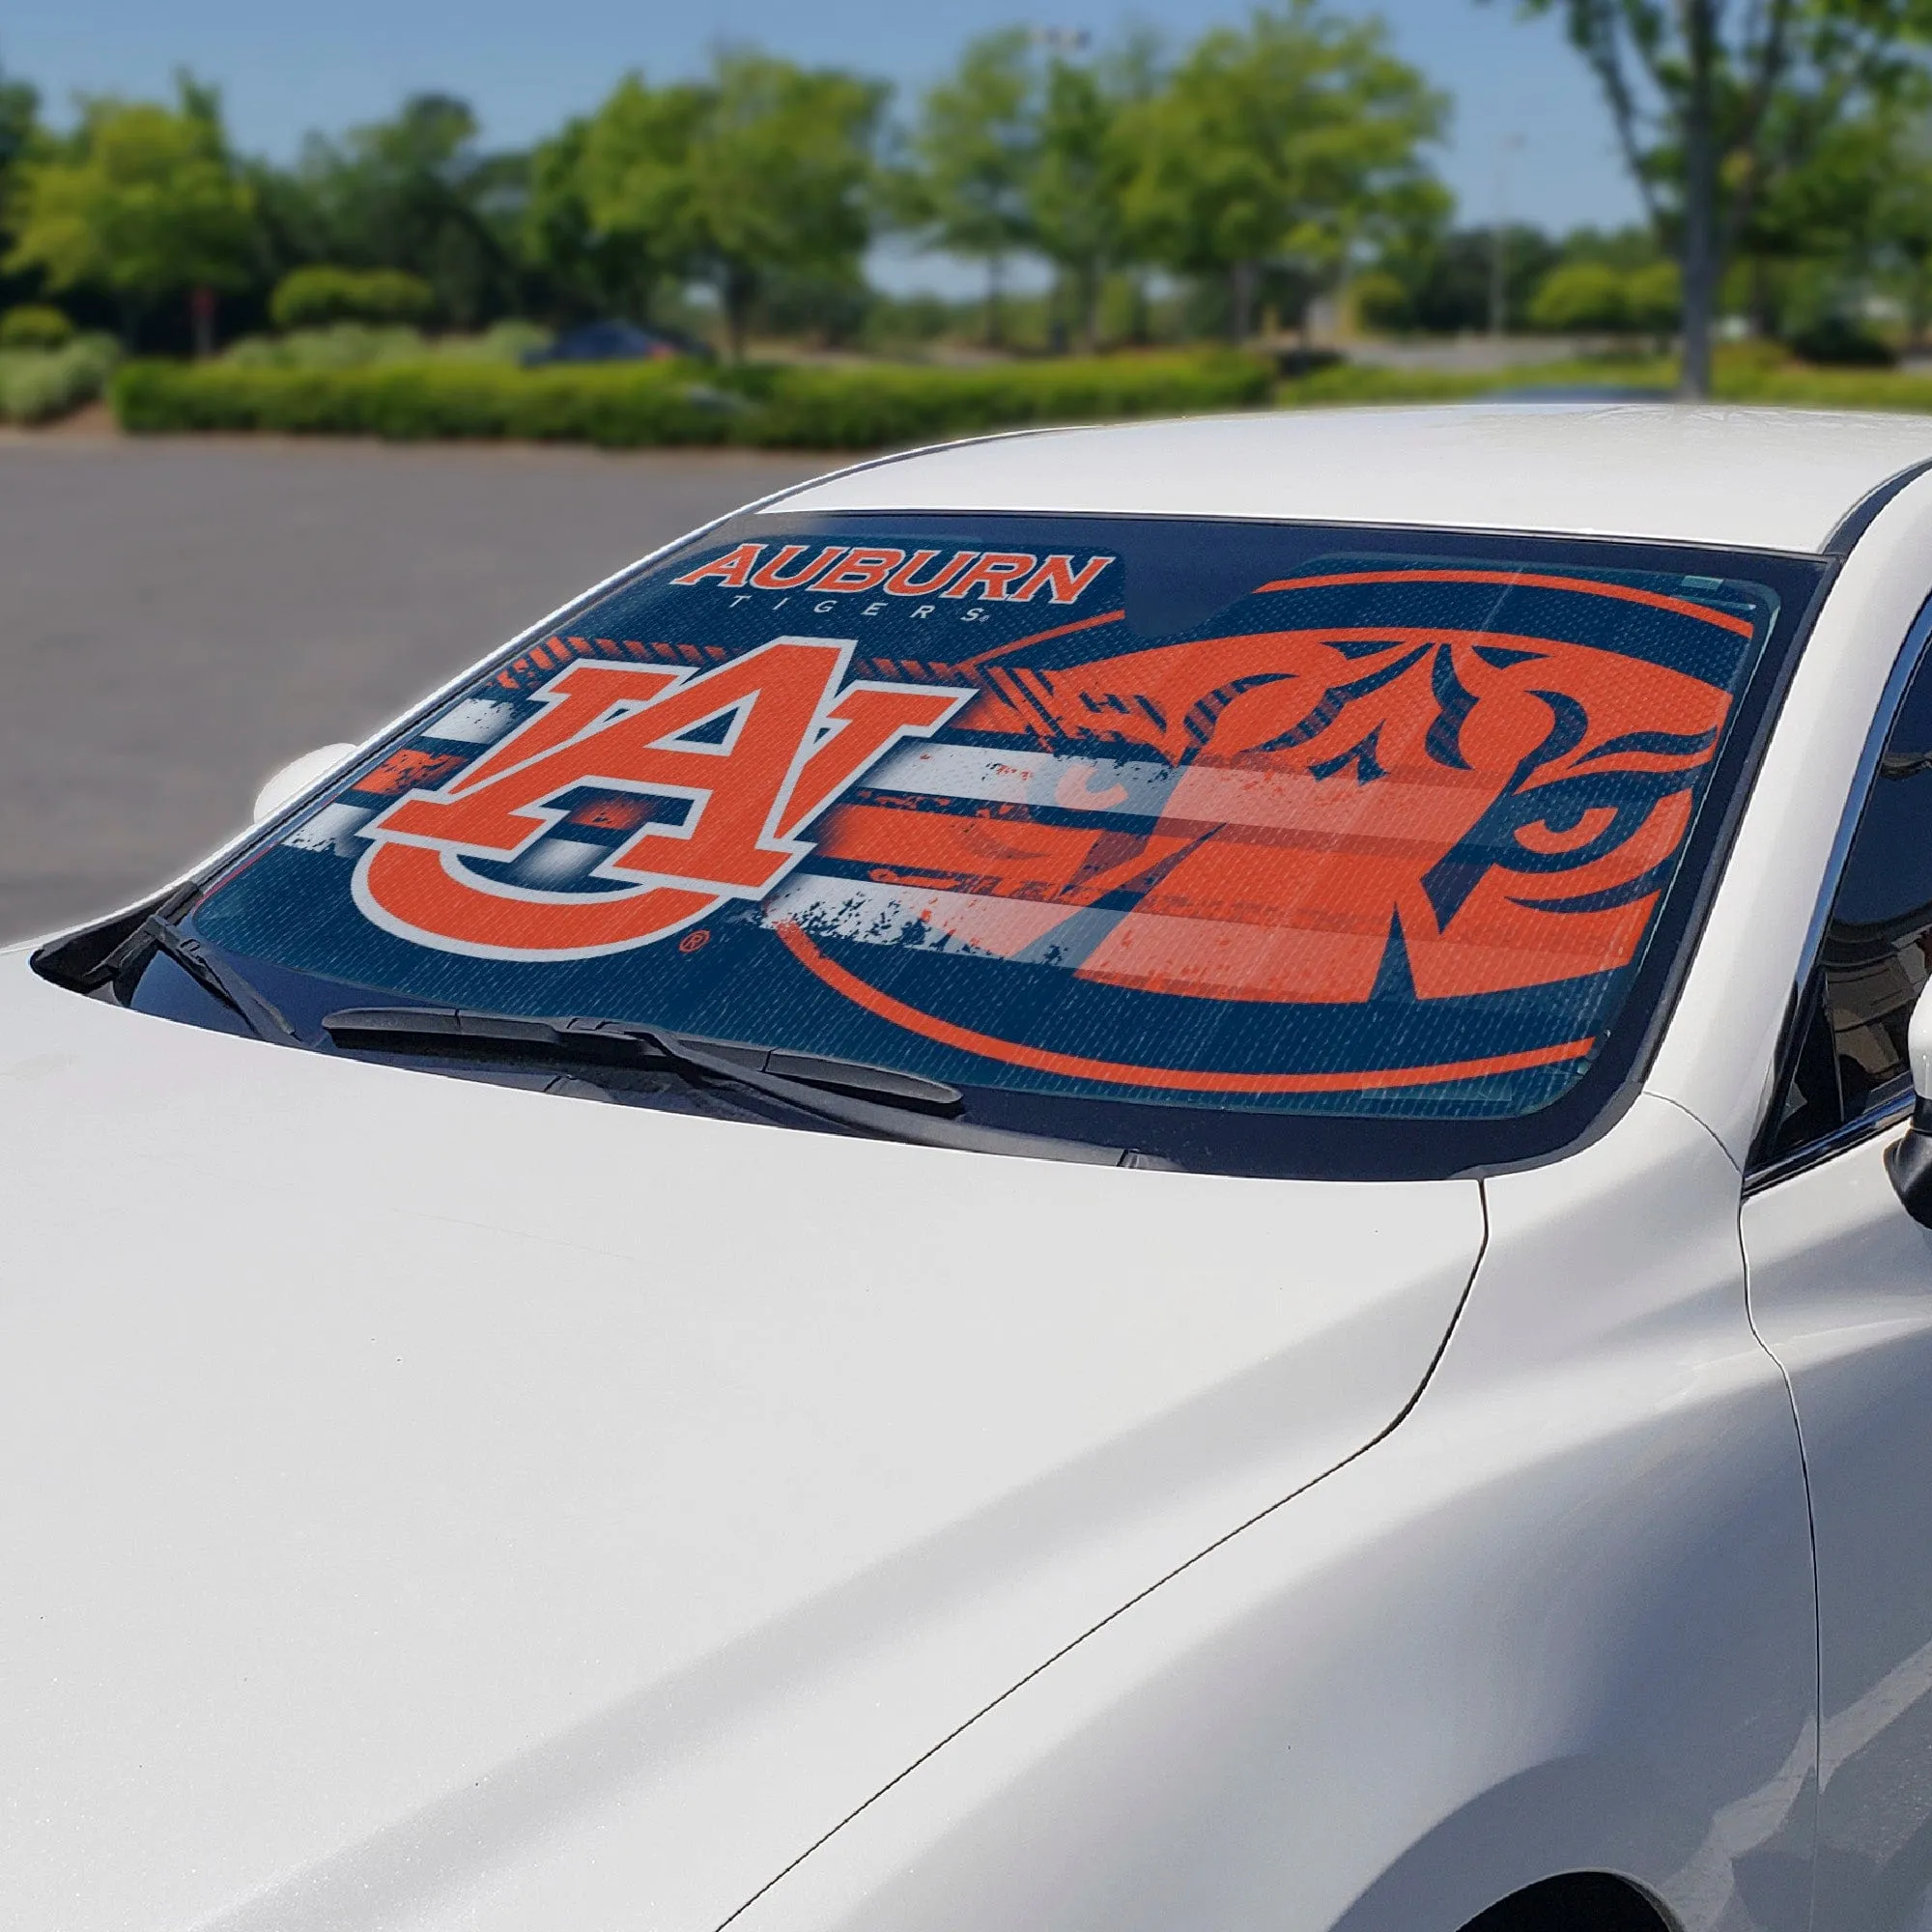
<box><xmin>1744</xmin><ymin>1137</ymin><xmax>1932</xmax><ymax>1932</ymax></box>
<box><xmin>775</xmin><ymin>404</ymin><xmax>1932</xmax><ymax>553</ymax></box>
<box><xmin>729</xmin><ymin>1098</ymin><xmax>1814</xmax><ymax>1932</ymax></box>
<box><xmin>24</xmin><ymin>404</ymin><xmax>1932</xmax><ymax>1931</ymax></box>
<box><xmin>1649</xmin><ymin>474</ymin><xmax>1932</xmax><ymax>1160</ymax></box>
<box><xmin>0</xmin><ymin>957</ymin><xmax>1480</xmax><ymax>1932</ymax></box>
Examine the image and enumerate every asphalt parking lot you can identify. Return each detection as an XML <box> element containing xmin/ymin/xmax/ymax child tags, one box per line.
<box><xmin>0</xmin><ymin>436</ymin><xmax>824</xmax><ymax>942</ymax></box>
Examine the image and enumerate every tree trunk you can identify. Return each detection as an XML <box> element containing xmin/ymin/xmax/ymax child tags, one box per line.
<box><xmin>1679</xmin><ymin>0</ymin><xmax>1719</xmax><ymax>399</ymax></box>
<box><xmin>1079</xmin><ymin>262</ymin><xmax>1101</xmax><ymax>355</ymax></box>
<box><xmin>723</xmin><ymin>265</ymin><xmax>754</xmax><ymax>362</ymax></box>
<box><xmin>984</xmin><ymin>255</ymin><xmax>1006</xmax><ymax>350</ymax></box>
<box><xmin>1747</xmin><ymin>256</ymin><xmax>1777</xmax><ymax>341</ymax></box>
<box><xmin>1230</xmin><ymin>260</ymin><xmax>1257</xmax><ymax>344</ymax></box>
<box><xmin>190</xmin><ymin>286</ymin><xmax>215</xmax><ymax>360</ymax></box>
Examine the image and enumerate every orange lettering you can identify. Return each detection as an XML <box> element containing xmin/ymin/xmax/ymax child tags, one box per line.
<box><xmin>814</xmin><ymin>548</ymin><xmax>907</xmax><ymax>595</ymax></box>
<box><xmin>942</xmin><ymin>553</ymin><xmax>1039</xmax><ymax>601</ymax></box>
<box><xmin>749</xmin><ymin>544</ymin><xmax>847</xmax><ymax>591</ymax></box>
<box><xmin>885</xmin><ymin>550</ymin><xmax>977</xmax><ymax>597</ymax></box>
<box><xmin>672</xmin><ymin>542</ymin><xmax>763</xmax><ymax>588</ymax></box>
<box><xmin>1012</xmin><ymin>554</ymin><xmax>1115</xmax><ymax>604</ymax></box>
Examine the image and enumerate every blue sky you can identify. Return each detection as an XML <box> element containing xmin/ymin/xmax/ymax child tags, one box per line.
<box><xmin>3</xmin><ymin>0</ymin><xmax>1643</xmax><ymax>287</ymax></box>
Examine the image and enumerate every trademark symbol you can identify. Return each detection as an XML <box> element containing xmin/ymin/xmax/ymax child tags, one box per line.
<box><xmin>679</xmin><ymin>928</ymin><xmax>711</xmax><ymax>953</ymax></box>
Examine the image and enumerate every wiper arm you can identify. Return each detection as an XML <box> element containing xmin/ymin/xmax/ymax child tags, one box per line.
<box><xmin>321</xmin><ymin>1006</ymin><xmax>1169</xmax><ymax>1169</ymax></box>
<box><xmin>137</xmin><ymin>915</ymin><xmax>299</xmax><ymax>1043</ymax></box>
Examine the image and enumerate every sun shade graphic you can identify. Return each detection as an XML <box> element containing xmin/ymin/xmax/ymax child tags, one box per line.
<box><xmin>202</xmin><ymin>529</ymin><xmax>1776</xmax><ymax>1124</ymax></box>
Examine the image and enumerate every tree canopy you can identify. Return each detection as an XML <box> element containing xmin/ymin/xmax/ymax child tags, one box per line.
<box><xmin>554</xmin><ymin>53</ymin><xmax>882</xmax><ymax>357</ymax></box>
<box><xmin>6</xmin><ymin>78</ymin><xmax>254</xmax><ymax>346</ymax></box>
<box><xmin>15</xmin><ymin>1</ymin><xmax>1932</xmax><ymax>370</ymax></box>
<box><xmin>1513</xmin><ymin>0</ymin><xmax>1932</xmax><ymax>392</ymax></box>
<box><xmin>1122</xmin><ymin>1</ymin><xmax>1446</xmax><ymax>338</ymax></box>
<box><xmin>899</xmin><ymin>29</ymin><xmax>1040</xmax><ymax>343</ymax></box>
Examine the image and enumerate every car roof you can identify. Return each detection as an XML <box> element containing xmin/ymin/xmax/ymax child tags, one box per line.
<box><xmin>769</xmin><ymin>403</ymin><xmax>1932</xmax><ymax>555</ymax></box>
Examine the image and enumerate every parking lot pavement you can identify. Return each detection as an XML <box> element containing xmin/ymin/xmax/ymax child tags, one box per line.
<box><xmin>0</xmin><ymin>437</ymin><xmax>825</xmax><ymax>942</ymax></box>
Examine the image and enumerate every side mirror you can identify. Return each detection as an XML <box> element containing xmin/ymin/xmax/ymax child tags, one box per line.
<box><xmin>1888</xmin><ymin>980</ymin><xmax>1932</xmax><ymax>1224</ymax></box>
<box><xmin>252</xmin><ymin>743</ymin><xmax>355</xmax><ymax>824</ymax></box>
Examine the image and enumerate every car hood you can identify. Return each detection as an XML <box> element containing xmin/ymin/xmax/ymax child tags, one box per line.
<box><xmin>0</xmin><ymin>950</ymin><xmax>1484</xmax><ymax>1932</ymax></box>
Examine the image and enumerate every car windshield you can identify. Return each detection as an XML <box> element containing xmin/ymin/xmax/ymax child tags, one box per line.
<box><xmin>139</xmin><ymin>511</ymin><xmax>1824</xmax><ymax>1178</ymax></box>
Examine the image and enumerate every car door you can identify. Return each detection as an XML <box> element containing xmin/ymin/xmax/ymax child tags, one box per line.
<box><xmin>1742</xmin><ymin>629</ymin><xmax>1932</xmax><ymax>1932</ymax></box>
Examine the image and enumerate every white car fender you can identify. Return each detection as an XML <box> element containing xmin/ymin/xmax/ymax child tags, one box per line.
<box><xmin>728</xmin><ymin>1095</ymin><xmax>1814</xmax><ymax>1932</ymax></box>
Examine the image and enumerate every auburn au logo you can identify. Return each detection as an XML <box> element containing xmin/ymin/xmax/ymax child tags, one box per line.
<box><xmin>354</xmin><ymin>636</ymin><xmax>967</xmax><ymax>959</ymax></box>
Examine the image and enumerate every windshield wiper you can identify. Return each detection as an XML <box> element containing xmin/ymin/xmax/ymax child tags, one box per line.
<box><xmin>321</xmin><ymin>1005</ymin><xmax>1171</xmax><ymax>1169</ymax></box>
<box><xmin>136</xmin><ymin>915</ymin><xmax>300</xmax><ymax>1044</ymax></box>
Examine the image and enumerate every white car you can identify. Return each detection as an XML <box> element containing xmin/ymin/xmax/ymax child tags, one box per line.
<box><xmin>18</xmin><ymin>404</ymin><xmax>1932</xmax><ymax>1932</ymax></box>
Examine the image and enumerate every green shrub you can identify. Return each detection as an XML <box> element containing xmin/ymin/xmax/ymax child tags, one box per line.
<box><xmin>224</xmin><ymin>323</ymin><xmax>427</xmax><ymax>371</ymax></box>
<box><xmin>0</xmin><ymin>334</ymin><xmax>119</xmax><ymax>424</ymax></box>
<box><xmin>432</xmin><ymin>319</ymin><xmax>554</xmax><ymax>364</ymax></box>
<box><xmin>1623</xmin><ymin>262</ymin><xmax>1683</xmax><ymax>332</ymax></box>
<box><xmin>1527</xmin><ymin>262</ymin><xmax>1632</xmax><ymax>333</ymax></box>
<box><xmin>112</xmin><ymin>350</ymin><xmax>1274</xmax><ymax>448</ymax></box>
<box><xmin>269</xmin><ymin>267</ymin><xmax>437</xmax><ymax>332</ymax></box>
<box><xmin>1787</xmin><ymin>314</ymin><xmax>1897</xmax><ymax>368</ymax></box>
<box><xmin>0</xmin><ymin>303</ymin><xmax>75</xmax><ymax>350</ymax></box>
<box><xmin>1277</xmin><ymin>362</ymin><xmax>1489</xmax><ymax>407</ymax></box>
<box><xmin>113</xmin><ymin>358</ymin><xmax>733</xmax><ymax>444</ymax></box>
<box><xmin>1712</xmin><ymin>359</ymin><xmax>1932</xmax><ymax>408</ymax></box>
<box><xmin>1350</xmin><ymin>270</ymin><xmax>1412</xmax><ymax>333</ymax></box>
<box><xmin>713</xmin><ymin>353</ymin><xmax>1266</xmax><ymax>447</ymax></box>
<box><xmin>222</xmin><ymin>319</ymin><xmax>555</xmax><ymax>373</ymax></box>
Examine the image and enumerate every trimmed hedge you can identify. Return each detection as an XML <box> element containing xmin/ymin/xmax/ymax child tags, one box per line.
<box><xmin>270</xmin><ymin>266</ymin><xmax>436</xmax><ymax>331</ymax></box>
<box><xmin>1719</xmin><ymin>362</ymin><xmax>1932</xmax><ymax>411</ymax></box>
<box><xmin>219</xmin><ymin>318</ymin><xmax>553</xmax><ymax>372</ymax></box>
<box><xmin>735</xmin><ymin>354</ymin><xmax>1273</xmax><ymax>446</ymax></box>
<box><xmin>1275</xmin><ymin>362</ymin><xmax>1492</xmax><ymax>408</ymax></box>
<box><xmin>110</xmin><ymin>350</ymin><xmax>1274</xmax><ymax>449</ymax></box>
<box><xmin>0</xmin><ymin>303</ymin><xmax>75</xmax><ymax>350</ymax></box>
<box><xmin>0</xmin><ymin>334</ymin><xmax>120</xmax><ymax>424</ymax></box>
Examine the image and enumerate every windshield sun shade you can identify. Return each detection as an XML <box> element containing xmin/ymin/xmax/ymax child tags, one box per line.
<box><xmin>170</xmin><ymin>511</ymin><xmax>1824</xmax><ymax>1179</ymax></box>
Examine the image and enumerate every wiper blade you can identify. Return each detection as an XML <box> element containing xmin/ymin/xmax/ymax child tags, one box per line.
<box><xmin>324</xmin><ymin>1005</ymin><xmax>961</xmax><ymax>1106</ymax></box>
<box><xmin>321</xmin><ymin>1006</ymin><xmax>1169</xmax><ymax>1169</ymax></box>
<box><xmin>138</xmin><ymin>915</ymin><xmax>299</xmax><ymax>1043</ymax></box>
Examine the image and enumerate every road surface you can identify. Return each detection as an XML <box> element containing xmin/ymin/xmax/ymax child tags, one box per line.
<box><xmin>0</xmin><ymin>436</ymin><xmax>823</xmax><ymax>941</ymax></box>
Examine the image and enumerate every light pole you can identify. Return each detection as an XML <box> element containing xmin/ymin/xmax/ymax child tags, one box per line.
<box><xmin>1490</xmin><ymin>133</ymin><xmax>1525</xmax><ymax>339</ymax></box>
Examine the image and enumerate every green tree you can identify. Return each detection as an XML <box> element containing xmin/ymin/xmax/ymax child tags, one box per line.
<box><xmin>901</xmin><ymin>29</ymin><xmax>1038</xmax><ymax>345</ymax></box>
<box><xmin>569</xmin><ymin>75</ymin><xmax>712</xmax><ymax>328</ymax></box>
<box><xmin>1027</xmin><ymin>37</ymin><xmax>1156</xmax><ymax>351</ymax></box>
<box><xmin>579</xmin><ymin>55</ymin><xmax>883</xmax><ymax>358</ymax></box>
<box><xmin>1867</xmin><ymin>114</ymin><xmax>1932</xmax><ymax>341</ymax></box>
<box><xmin>1504</xmin><ymin>0</ymin><xmax>1932</xmax><ymax>396</ymax></box>
<box><xmin>286</xmin><ymin>96</ymin><xmax>526</xmax><ymax>327</ymax></box>
<box><xmin>522</xmin><ymin>106</ymin><xmax>665</xmax><ymax>325</ymax></box>
<box><xmin>1381</xmin><ymin>223</ymin><xmax>1562</xmax><ymax>334</ymax></box>
<box><xmin>1122</xmin><ymin>1</ymin><xmax>1446</xmax><ymax>341</ymax></box>
<box><xmin>6</xmin><ymin>77</ymin><xmax>255</xmax><ymax>351</ymax></box>
<box><xmin>0</xmin><ymin>61</ymin><xmax>45</xmax><ymax>312</ymax></box>
<box><xmin>0</xmin><ymin>61</ymin><xmax>37</xmax><ymax>190</ymax></box>
<box><xmin>689</xmin><ymin>53</ymin><xmax>885</xmax><ymax>357</ymax></box>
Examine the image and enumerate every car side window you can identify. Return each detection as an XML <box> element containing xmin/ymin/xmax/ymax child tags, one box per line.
<box><xmin>1762</xmin><ymin>648</ymin><xmax>1932</xmax><ymax>1165</ymax></box>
